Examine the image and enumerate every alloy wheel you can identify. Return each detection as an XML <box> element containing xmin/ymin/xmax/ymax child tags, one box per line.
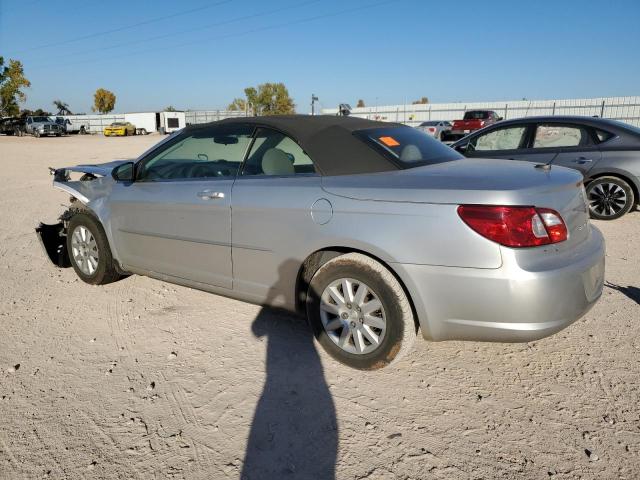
<box><xmin>588</xmin><ymin>182</ymin><xmax>628</xmax><ymax>218</ymax></box>
<box><xmin>70</xmin><ymin>225</ymin><xmax>99</xmax><ymax>276</ymax></box>
<box><xmin>320</xmin><ymin>278</ymin><xmax>387</xmax><ymax>355</ymax></box>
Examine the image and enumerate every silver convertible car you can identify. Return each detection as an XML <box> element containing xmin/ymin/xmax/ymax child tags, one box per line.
<box><xmin>37</xmin><ymin>116</ymin><xmax>605</xmax><ymax>369</ymax></box>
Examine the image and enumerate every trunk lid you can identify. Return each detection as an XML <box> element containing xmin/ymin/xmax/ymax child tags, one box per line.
<box><xmin>321</xmin><ymin>158</ymin><xmax>591</xmax><ymax>248</ymax></box>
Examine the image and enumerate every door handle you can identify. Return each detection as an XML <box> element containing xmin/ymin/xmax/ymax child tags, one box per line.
<box><xmin>572</xmin><ymin>157</ymin><xmax>592</xmax><ymax>164</ymax></box>
<box><xmin>197</xmin><ymin>190</ymin><xmax>225</xmax><ymax>200</ymax></box>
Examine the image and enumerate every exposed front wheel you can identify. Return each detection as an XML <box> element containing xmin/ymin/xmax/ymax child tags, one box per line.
<box><xmin>586</xmin><ymin>176</ymin><xmax>635</xmax><ymax>220</ymax></box>
<box><xmin>67</xmin><ymin>213</ymin><xmax>122</xmax><ymax>285</ymax></box>
<box><xmin>307</xmin><ymin>253</ymin><xmax>416</xmax><ymax>370</ymax></box>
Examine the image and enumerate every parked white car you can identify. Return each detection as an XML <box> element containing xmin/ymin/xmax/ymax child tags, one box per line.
<box><xmin>416</xmin><ymin>120</ymin><xmax>452</xmax><ymax>141</ymax></box>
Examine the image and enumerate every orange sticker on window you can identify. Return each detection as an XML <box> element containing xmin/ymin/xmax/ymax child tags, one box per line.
<box><xmin>379</xmin><ymin>136</ymin><xmax>400</xmax><ymax>147</ymax></box>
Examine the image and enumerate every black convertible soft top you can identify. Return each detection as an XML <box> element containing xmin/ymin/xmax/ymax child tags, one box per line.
<box><xmin>188</xmin><ymin>115</ymin><xmax>405</xmax><ymax>176</ymax></box>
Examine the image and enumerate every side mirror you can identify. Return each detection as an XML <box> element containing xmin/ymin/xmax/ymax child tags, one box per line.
<box><xmin>112</xmin><ymin>162</ymin><xmax>135</xmax><ymax>182</ymax></box>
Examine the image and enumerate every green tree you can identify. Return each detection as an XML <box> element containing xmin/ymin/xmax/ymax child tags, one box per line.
<box><xmin>356</xmin><ymin>99</ymin><xmax>365</xmax><ymax>108</ymax></box>
<box><xmin>229</xmin><ymin>83</ymin><xmax>295</xmax><ymax>116</ymax></box>
<box><xmin>411</xmin><ymin>96</ymin><xmax>429</xmax><ymax>105</ymax></box>
<box><xmin>92</xmin><ymin>88</ymin><xmax>116</xmax><ymax>114</ymax></box>
<box><xmin>227</xmin><ymin>98</ymin><xmax>247</xmax><ymax>112</ymax></box>
<box><xmin>53</xmin><ymin>100</ymin><xmax>72</xmax><ymax>115</ymax></box>
<box><xmin>0</xmin><ymin>57</ymin><xmax>31</xmax><ymax>117</ymax></box>
<box><xmin>164</xmin><ymin>105</ymin><xmax>177</xmax><ymax>112</ymax></box>
<box><xmin>20</xmin><ymin>108</ymin><xmax>52</xmax><ymax>117</ymax></box>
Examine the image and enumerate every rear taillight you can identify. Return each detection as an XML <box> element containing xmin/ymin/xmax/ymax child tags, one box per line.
<box><xmin>427</xmin><ymin>127</ymin><xmax>436</xmax><ymax>133</ymax></box>
<box><xmin>457</xmin><ymin>205</ymin><xmax>567</xmax><ymax>248</ymax></box>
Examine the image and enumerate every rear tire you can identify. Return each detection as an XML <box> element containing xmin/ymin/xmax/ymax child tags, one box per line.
<box><xmin>67</xmin><ymin>212</ymin><xmax>121</xmax><ymax>285</ymax></box>
<box><xmin>307</xmin><ymin>252</ymin><xmax>416</xmax><ymax>370</ymax></box>
<box><xmin>586</xmin><ymin>176</ymin><xmax>635</xmax><ymax>220</ymax></box>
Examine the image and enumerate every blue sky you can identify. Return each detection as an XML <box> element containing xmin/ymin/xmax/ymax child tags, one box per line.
<box><xmin>1</xmin><ymin>0</ymin><xmax>639</xmax><ymax>114</ymax></box>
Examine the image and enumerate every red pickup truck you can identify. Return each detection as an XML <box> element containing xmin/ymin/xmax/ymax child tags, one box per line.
<box><xmin>447</xmin><ymin>110</ymin><xmax>503</xmax><ymax>141</ymax></box>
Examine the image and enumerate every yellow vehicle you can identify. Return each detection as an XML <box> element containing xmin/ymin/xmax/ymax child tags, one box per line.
<box><xmin>103</xmin><ymin>122</ymin><xmax>136</xmax><ymax>136</ymax></box>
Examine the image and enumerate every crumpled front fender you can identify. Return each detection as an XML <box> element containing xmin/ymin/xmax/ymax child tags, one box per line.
<box><xmin>35</xmin><ymin>222</ymin><xmax>70</xmax><ymax>268</ymax></box>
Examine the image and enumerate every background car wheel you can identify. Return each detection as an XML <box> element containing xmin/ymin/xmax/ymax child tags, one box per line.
<box><xmin>66</xmin><ymin>212</ymin><xmax>121</xmax><ymax>285</ymax></box>
<box><xmin>439</xmin><ymin>131</ymin><xmax>446</xmax><ymax>141</ymax></box>
<box><xmin>80</xmin><ymin>126</ymin><xmax>86</xmax><ymax>135</ymax></box>
<box><xmin>307</xmin><ymin>252</ymin><xmax>416</xmax><ymax>370</ymax></box>
<box><xmin>33</xmin><ymin>131</ymin><xmax>40</xmax><ymax>138</ymax></box>
<box><xmin>586</xmin><ymin>176</ymin><xmax>635</xmax><ymax>220</ymax></box>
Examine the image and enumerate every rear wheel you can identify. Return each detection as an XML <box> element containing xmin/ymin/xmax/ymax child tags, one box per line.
<box><xmin>33</xmin><ymin>130</ymin><xmax>40</xmax><ymax>138</ymax></box>
<box><xmin>67</xmin><ymin>212</ymin><xmax>121</xmax><ymax>285</ymax></box>
<box><xmin>586</xmin><ymin>176</ymin><xmax>635</xmax><ymax>220</ymax></box>
<box><xmin>307</xmin><ymin>253</ymin><xmax>416</xmax><ymax>370</ymax></box>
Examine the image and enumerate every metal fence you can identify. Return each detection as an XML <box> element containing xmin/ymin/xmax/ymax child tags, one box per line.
<box><xmin>185</xmin><ymin>110</ymin><xmax>248</xmax><ymax>125</ymax></box>
<box><xmin>322</xmin><ymin>96</ymin><xmax>640</xmax><ymax>127</ymax></box>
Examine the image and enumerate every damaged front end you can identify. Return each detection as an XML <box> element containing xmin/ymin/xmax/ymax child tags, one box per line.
<box><xmin>36</xmin><ymin>161</ymin><xmax>126</xmax><ymax>268</ymax></box>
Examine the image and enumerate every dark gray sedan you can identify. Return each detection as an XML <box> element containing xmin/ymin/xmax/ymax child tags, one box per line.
<box><xmin>451</xmin><ymin>116</ymin><xmax>640</xmax><ymax>220</ymax></box>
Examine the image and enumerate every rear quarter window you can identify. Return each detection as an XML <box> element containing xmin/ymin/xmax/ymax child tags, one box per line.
<box><xmin>354</xmin><ymin>127</ymin><xmax>462</xmax><ymax>168</ymax></box>
<box><xmin>595</xmin><ymin>129</ymin><xmax>615</xmax><ymax>143</ymax></box>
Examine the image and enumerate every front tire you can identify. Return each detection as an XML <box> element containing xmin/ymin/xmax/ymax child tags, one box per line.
<box><xmin>67</xmin><ymin>212</ymin><xmax>121</xmax><ymax>285</ymax></box>
<box><xmin>586</xmin><ymin>176</ymin><xmax>635</xmax><ymax>220</ymax></box>
<box><xmin>307</xmin><ymin>253</ymin><xmax>416</xmax><ymax>370</ymax></box>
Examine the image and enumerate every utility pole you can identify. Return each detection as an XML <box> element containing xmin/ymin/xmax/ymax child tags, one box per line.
<box><xmin>311</xmin><ymin>94</ymin><xmax>319</xmax><ymax>115</ymax></box>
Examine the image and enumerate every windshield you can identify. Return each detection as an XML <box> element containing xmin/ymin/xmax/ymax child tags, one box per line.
<box><xmin>31</xmin><ymin>116</ymin><xmax>51</xmax><ymax>122</ymax></box>
<box><xmin>111</xmin><ymin>122</ymin><xmax>126</xmax><ymax>126</ymax></box>
<box><xmin>463</xmin><ymin>111</ymin><xmax>490</xmax><ymax>120</ymax></box>
<box><xmin>354</xmin><ymin>126</ymin><xmax>462</xmax><ymax>168</ymax></box>
<box><xmin>419</xmin><ymin>121</ymin><xmax>438</xmax><ymax>126</ymax></box>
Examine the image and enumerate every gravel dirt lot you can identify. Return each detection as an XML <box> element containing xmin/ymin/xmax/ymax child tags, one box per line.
<box><xmin>0</xmin><ymin>134</ymin><xmax>639</xmax><ymax>479</ymax></box>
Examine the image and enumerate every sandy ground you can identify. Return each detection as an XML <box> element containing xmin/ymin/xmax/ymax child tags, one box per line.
<box><xmin>0</xmin><ymin>134</ymin><xmax>639</xmax><ymax>480</ymax></box>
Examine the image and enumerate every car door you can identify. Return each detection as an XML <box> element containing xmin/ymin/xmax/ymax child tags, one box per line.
<box><xmin>530</xmin><ymin>123</ymin><xmax>602</xmax><ymax>174</ymax></box>
<box><xmin>461</xmin><ymin>124</ymin><xmax>534</xmax><ymax>160</ymax></box>
<box><xmin>108</xmin><ymin>124</ymin><xmax>254</xmax><ymax>289</ymax></box>
<box><xmin>231</xmin><ymin>127</ymin><xmax>323</xmax><ymax>308</ymax></box>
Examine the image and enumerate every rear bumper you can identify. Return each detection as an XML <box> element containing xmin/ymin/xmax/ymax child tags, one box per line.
<box><xmin>393</xmin><ymin>226</ymin><xmax>605</xmax><ymax>342</ymax></box>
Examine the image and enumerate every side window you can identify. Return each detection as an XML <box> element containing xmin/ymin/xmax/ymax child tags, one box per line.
<box><xmin>241</xmin><ymin>128</ymin><xmax>316</xmax><ymax>176</ymax></box>
<box><xmin>533</xmin><ymin>125</ymin><xmax>590</xmax><ymax>149</ymax></box>
<box><xmin>470</xmin><ymin>126</ymin><xmax>527</xmax><ymax>151</ymax></box>
<box><xmin>137</xmin><ymin>126</ymin><xmax>253</xmax><ymax>181</ymax></box>
<box><xmin>595</xmin><ymin>129</ymin><xmax>615</xmax><ymax>143</ymax></box>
